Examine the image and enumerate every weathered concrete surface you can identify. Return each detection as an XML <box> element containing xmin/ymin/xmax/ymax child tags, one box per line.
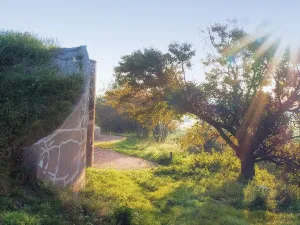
<box><xmin>24</xmin><ymin>46</ymin><xmax>96</xmax><ymax>190</ymax></box>
<box><xmin>53</xmin><ymin>46</ymin><xmax>90</xmax><ymax>76</ymax></box>
<box><xmin>86</xmin><ymin>60</ymin><xmax>96</xmax><ymax>167</ymax></box>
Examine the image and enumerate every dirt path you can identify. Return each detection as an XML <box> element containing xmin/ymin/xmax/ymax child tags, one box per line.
<box><xmin>94</xmin><ymin>134</ymin><xmax>155</xmax><ymax>170</ymax></box>
<box><xmin>94</xmin><ymin>133</ymin><xmax>125</xmax><ymax>142</ymax></box>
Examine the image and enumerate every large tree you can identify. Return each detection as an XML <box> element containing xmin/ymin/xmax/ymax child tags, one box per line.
<box><xmin>169</xmin><ymin>22</ymin><xmax>300</xmax><ymax>180</ymax></box>
<box><xmin>106</xmin><ymin>47</ymin><xmax>189</xmax><ymax>141</ymax></box>
<box><xmin>168</xmin><ymin>42</ymin><xmax>195</xmax><ymax>82</ymax></box>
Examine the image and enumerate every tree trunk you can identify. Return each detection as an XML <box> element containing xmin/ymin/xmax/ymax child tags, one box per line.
<box><xmin>240</xmin><ymin>154</ymin><xmax>255</xmax><ymax>180</ymax></box>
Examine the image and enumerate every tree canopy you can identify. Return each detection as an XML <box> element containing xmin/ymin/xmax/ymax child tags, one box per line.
<box><xmin>169</xmin><ymin>22</ymin><xmax>300</xmax><ymax>179</ymax></box>
<box><xmin>106</xmin><ymin>46</ymin><xmax>195</xmax><ymax>141</ymax></box>
<box><xmin>106</xmin><ymin>21</ymin><xmax>299</xmax><ymax>180</ymax></box>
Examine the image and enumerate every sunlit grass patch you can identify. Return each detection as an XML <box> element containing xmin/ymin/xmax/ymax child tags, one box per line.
<box><xmin>81</xmin><ymin>166</ymin><xmax>300</xmax><ymax>225</ymax></box>
<box><xmin>83</xmin><ymin>168</ymin><xmax>154</xmax><ymax>211</ymax></box>
<box><xmin>2</xmin><ymin>133</ymin><xmax>299</xmax><ymax>224</ymax></box>
<box><xmin>87</xmin><ymin>136</ymin><xmax>300</xmax><ymax>224</ymax></box>
<box><xmin>96</xmin><ymin>136</ymin><xmax>183</xmax><ymax>165</ymax></box>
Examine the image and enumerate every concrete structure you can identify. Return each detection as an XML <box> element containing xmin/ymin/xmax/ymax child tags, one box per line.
<box><xmin>86</xmin><ymin>60</ymin><xmax>96</xmax><ymax>167</ymax></box>
<box><xmin>24</xmin><ymin>46</ymin><xmax>96</xmax><ymax>190</ymax></box>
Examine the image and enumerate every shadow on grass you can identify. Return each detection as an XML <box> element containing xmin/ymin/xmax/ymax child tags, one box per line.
<box><xmin>0</xmin><ymin>182</ymin><xmax>110</xmax><ymax>225</ymax></box>
<box><xmin>145</xmin><ymin>182</ymin><xmax>250</xmax><ymax>225</ymax></box>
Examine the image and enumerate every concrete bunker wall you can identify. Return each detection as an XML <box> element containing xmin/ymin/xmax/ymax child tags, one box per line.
<box><xmin>24</xmin><ymin>46</ymin><xmax>96</xmax><ymax>190</ymax></box>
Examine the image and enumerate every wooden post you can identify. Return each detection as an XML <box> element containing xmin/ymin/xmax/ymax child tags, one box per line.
<box><xmin>170</xmin><ymin>152</ymin><xmax>173</xmax><ymax>161</ymax></box>
<box><xmin>86</xmin><ymin>60</ymin><xmax>96</xmax><ymax>167</ymax></box>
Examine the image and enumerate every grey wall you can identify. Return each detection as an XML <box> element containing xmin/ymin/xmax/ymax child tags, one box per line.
<box><xmin>24</xmin><ymin>46</ymin><xmax>95</xmax><ymax>190</ymax></box>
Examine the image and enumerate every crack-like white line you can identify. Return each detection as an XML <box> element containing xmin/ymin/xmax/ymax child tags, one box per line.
<box><xmin>27</xmin><ymin>57</ymin><xmax>93</xmax><ymax>187</ymax></box>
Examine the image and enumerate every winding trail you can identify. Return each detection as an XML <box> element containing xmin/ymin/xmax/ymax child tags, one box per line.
<box><xmin>94</xmin><ymin>134</ymin><xmax>155</xmax><ymax>170</ymax></box>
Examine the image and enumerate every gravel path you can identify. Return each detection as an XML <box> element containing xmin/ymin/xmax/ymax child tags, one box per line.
<box><xmin>94</xmin><ymin>134</ymin><xmax>155</xmax><ymax>170</ymax></box>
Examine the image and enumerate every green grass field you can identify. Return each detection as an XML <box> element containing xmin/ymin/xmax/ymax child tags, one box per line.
<box><xmin>90</xmin><ymin>135</ymin><xmax>300</xmax><ymax>224</ymax></box>
<box><xmin>1</xmin><ymin>135</ymin><xmax>299</xmax><ymax>225</ymax></box>
<box><xmin>80</xmin><ymin>167</ymin><xmax>299</xmax><ymax>225</ymax></box>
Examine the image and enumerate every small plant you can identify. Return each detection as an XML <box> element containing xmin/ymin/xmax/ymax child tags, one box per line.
<box><xmin>243</xmin><ymin>169</ymin><xmax>277</xmax><ymax>210</ymax></box>
<box><xmin>1</xmin><ymin>212</ymin><xmax>38</xmax><ymax>225</ymax></box>
<box><xmin>114</xmin><ymin>206</ymin><xmax>133</xmax><ymax>225</ymax></box>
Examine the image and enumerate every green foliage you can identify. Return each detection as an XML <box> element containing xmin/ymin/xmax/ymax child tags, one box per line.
<box><xmin>2</xmin><ymin>136</ymin><xmax>300</xmax><ymax>224</ymax></box>
<box><xmin>114</xmin><ymin>48</ymin><xmax>167</xmax><ymax>88</ymax></box>
<box><xmin>114</xmin><ymin>206</ymin><xmax>133</xmax><ymax>225</ymax></box>
<box><xmin>95</xmin><ymin>97</ymin><xmax>142</xmax><ymax>134</ymax></box>
<box><xmin>243</xmin><ymin>170</ymin><xmax>277</xmax><ymax>210</ymax></box>
<box><xmin>0</xmin><ymin>182</ymin><xmax>91</xmax><ymax>225</ymax></box>
<box><xmin>0</xmin><ymin>30</ymin><xmax>56</xmax><ymax>72</ymax></box>
<box><xmin>1</xmin><ymin>212</ymin><xmax>39</xmax><ymax>225</ymax></box>
<box><xmin>168</xmin><ymin>42</ymin><xmax>195</xmax><ymax>81</ymax></box>
<box><xmin>107</xmin><ymin>44</ymin><xmax>195</xmax><ymax>142</ymax></box>
<box><xmin>179</xmin><ymin>122</ymin><xmax>225</xmax><ymax>153</ymax></box>
<box><xmin>0</xmin><ymin>31</ymin><xmax>83</xmax><ymax>191</ymax></box>
<box><xmin>106</xmin><ymin>85</ymin><xmax>180</xmax><ymax>142</ymax></box>
<box><xmin>96</xmin><ymin>136</ymin><xmax>300</xmax><ymax>212</ymax></box>
<box><xmin>167</xmin><ymin>21</ymin><xmax>300</xmax><ymax>179</ymax></box>
<box><xmin>78</xmin><ymin>157</ymin><xmax>300</xmax><ymax>225</ymax></box>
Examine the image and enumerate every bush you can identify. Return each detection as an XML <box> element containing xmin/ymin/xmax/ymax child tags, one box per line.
<box><xmin>95</xmin><ymin>97</ymin><xmax>145</xmax><ymax>135</ymax></box>
<box><xmin>243</xmin><ymin>169</ymin><xmax>277</xmax><ymax>210</ymax></box>
<box><xmin>1</xmin><ymin>212</ymin><xmax>38</xmax><ymax>225</ymax></box>
<box><xmin>156</xmin><ymin>147</ymin><xmax>240</xmax><ymax>179</ymax></box>
<box><xmin>276</xmin><ymin>184</ymin><xmax>300</xmax><ymax>211</ymax></box>
<box><xmin>114</xmin><ymin>206</ymin><xmax>133</xmax><ymax>225</ymax></box>
<box><xmin>0</xmin><ymin>31</ymin><xmax>83</xmax><ymax>190</ymax></box>
<box><xmin>180</xmin><ymin>123</ymin><xmax>225</xmax><ymax>153</ymax></box>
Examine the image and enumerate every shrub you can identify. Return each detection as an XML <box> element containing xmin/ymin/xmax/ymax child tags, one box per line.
<box><xmin>180</xmin><ymin>123</ymin><xmax>225</xmax><ymax>153</ymax></box>
<box><xmin>243</xmin><ymin>169</ymin><xmax>277</xmax><ymax>210</ymax></box>
<box><xmin>276</xmin><ymin>184</ymin><xmax>300</xmax><ymax>211</ymax></box>
<box><xmin>1</xmin><ymin>212</ymin><xmax>38</xmax><ymax>225</ymax></box>
<box><xmin>0</xmin><ymin>31</ymin><xmax>83</xmax><ymax>190</ymax></box>
<box><xmin>114</xmin><ymin>206</ymin><xmax>133</xmax><ymax>225</ymax></box>
<box><xmin>95</xmin><ymin>97</ymin><xmax>142</xmax><ymax>134</ymax></box>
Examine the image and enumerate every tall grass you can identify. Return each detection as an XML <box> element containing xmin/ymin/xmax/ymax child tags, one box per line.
<box><xmin>79</xmin><ymin>164</ymin><xmax>300</xmax><ymax>225</ymax></box>
<box><xmin>92</xmin><ymin>136</ymin><xmax>300</xmax><ymax>224</ymax></box>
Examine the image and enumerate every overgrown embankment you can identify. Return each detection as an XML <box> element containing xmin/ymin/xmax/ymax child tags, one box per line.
<box><xmin>0</xmin><ymin>31</ymin><xmax>83</xmax><ymax>193</ymax></box>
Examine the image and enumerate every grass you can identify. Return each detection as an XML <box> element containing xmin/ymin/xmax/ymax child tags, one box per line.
<box><xmin>91</xmin><ymin>135</ymin><xmax>299</xmax><ymax>224</ymax></box>
<box><xmin>79</xmin><ymin>166</ymin><xmax>299</xmax><ymax>225</ymax></box>
<box><xmin>0</xmin><ymin>182</ymin><xmax>86</xmax><ymax>225</ymax></box>
<box><xmin>95</xmin><ymin>133</ymin><xmax>183</xmax><ymax>165</ymax></box>
<box><xmin>1</xmin><ymin>133</ymin><xmax>299</xmax><ymax>224</ymax></box>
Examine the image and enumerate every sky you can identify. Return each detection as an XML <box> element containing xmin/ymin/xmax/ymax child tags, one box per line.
<box><xmin>1</xmin><ymin>0</ymin><xmax>300</xmax><ymax>93</ymax></box>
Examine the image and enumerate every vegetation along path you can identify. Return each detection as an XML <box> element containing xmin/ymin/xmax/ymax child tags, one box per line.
<box><xmin>94</xmin><ymin>134</ymin><xmax>155</xmax><ymax>169</ymax></box>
